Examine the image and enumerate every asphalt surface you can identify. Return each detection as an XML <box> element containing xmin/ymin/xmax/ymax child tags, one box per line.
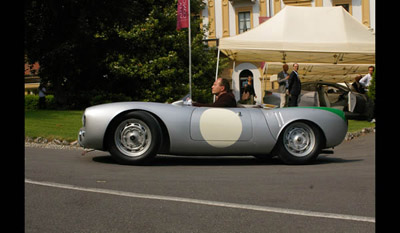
<box><xmin>25</xmin><ymin>134</ymin><xmax>375</xmax><ymax>233</ymax></box>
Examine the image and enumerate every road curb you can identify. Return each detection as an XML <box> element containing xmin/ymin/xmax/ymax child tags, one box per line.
<box><xmin>345</xmin><ymin>127</ymin><xmax>375</xmax><ymax>141</ymax></box>
<box><xmin>25</xmin><ymin>137</ymin><xmax>83</xmax><ymax>150</ymax></box>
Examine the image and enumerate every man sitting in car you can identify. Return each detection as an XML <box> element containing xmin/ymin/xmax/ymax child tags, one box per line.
<box><xmin>192</xmin><ymin>78</ymin><xmax>237</xmax><ymax>107</ymax></box>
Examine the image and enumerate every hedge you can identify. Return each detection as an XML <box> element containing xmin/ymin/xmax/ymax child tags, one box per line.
<box><xmin>25</xmin><ymin>95</ymin><xmax>56</xmax><ymax>110</ymax></box>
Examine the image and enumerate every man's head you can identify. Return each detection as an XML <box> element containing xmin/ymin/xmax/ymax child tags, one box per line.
<box><xmin>283</xmin><ymin>64</ymin><xmax>289</xmax><ymax>72</ymax></box>
<box><xmin>247</xmin><ymin>75</ymin><xmax>253</xmax><ymax>84</ymax></box>
<box><xmin>368</xmin><ymin>66</ymin><xmax>374</xmax><ymax>75</ymax></box>
<box><xmin>293</xmin><ymin>63</ymin><xmax>299</xmax><ymax>72</ymax></box>
<box><xmin>212</xmin><ymin>78</ymin><xmax>230</xmax><ymax>96</ymax></box>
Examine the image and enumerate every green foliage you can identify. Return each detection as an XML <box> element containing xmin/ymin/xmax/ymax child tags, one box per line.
<box><xmin>25</xmin><ymin>0</ymin><xmax>226</xmax><ymax>109</ymax></box>
<box><xmin>25</xmin><ymin>95</ymin><xmax>56</xmax><ymax>110</ymax></box>
<box><xmin>90</xmin><ymin>92</ymin><xmax>132</xmax><ymax>106</ymax></box>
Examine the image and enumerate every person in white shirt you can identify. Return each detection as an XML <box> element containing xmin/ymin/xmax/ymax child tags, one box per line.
<box><xmin>359</xmin><ymin>66</ymin><xmax>375</xmax><ymax>123</ymax></box>
<box><xmin>359</xmin><ymin>66</ymin><xmax>375</xmax><ymax>92</ymax></box>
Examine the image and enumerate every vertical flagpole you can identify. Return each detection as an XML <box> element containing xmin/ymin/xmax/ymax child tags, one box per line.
<box><xmin>188</xmin><ymin>0</ymin><xmax>192</xmax><ymax>100</ymax></box>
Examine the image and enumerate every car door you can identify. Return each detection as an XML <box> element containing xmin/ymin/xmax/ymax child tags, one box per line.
<box><xmin>348</xmin><ymin>92</ymin><xmax>357</xmax><ymax>112</ymax></box>
<box><xmin>344</xmin><ymin>81</ymin><xmax>357</xmax><ymax>112</ymax></box>
<box><xmin>190</xmin><ymin>107</ymin><xmax>253</xmax><ymax>148</ymax></box>
<box><xmin>299</xmin><ymin>83</ymin><xmax>318</xmax><ymax>106</ymax></box>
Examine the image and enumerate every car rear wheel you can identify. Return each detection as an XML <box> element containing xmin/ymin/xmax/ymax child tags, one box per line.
<box><xmin>277</xmin><ymin>121</ymin><xmax>323</xmax><ymax>165</ymax></box>
<box><xmin>106</xmin><ymin>111</ymin><xmax>162</xmax><ymax>165</ymax></box>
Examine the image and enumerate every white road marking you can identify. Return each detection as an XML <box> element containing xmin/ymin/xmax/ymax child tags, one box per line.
<box><xmin>25</xmin><ymin>179</ymin><xmax>375</xmax><ymax>223</ymax></box>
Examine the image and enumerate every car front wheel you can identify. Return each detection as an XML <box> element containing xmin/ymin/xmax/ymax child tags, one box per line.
<box><xmin>106</xmin><ymin>111</ymin><xmax>162</xmax><ymax>165</ymax></box>
<box><xmin>277</xmin><ymin>121</ymin><xmax>323</xmax><ymax>165</ymax></box>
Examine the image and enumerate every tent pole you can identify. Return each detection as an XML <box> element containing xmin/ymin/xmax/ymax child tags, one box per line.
<box><xmin>213</xmin><ymin>47</ymin><xmax>220</xmax><ymax>103</ymax></box>
<box><xmin>263</xmin><ymin>62</ymin><xmax>268</xmax><ymax>92</ymax></box>
<box><xmin>233</xmin><ymin>60</ymin><xmax>236</xmax><ymax>93</ymax></box>
<box><xmin>215</xmin><ymin>47</ymin><xmax>220</xmax><ymax>81</ymax></box>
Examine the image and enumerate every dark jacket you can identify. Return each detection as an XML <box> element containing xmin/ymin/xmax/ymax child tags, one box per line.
<box><xmin>193</xmin><ymin>92</ymin><xmax>237</xmax><ymax>107</ymax></box>
<box><xmin>243</xmin><ymin>83</ymin><xmax>255</xmax><ymax>96</ymax></box>
<box><xmin>288</xmin><ymin>71</ymin><xmax>301</xmax><ymax>96</ymax></box>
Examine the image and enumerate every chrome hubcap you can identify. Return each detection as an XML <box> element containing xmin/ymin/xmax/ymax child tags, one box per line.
<box><xmin>114</xmin><ymin>119</ymin><xmax>151</xmax><ymax>157</ymax></box>
<box><xmin>283</xmin><ymin>123</ymin><xmax>315</xmax><ymax>157</ymax></box>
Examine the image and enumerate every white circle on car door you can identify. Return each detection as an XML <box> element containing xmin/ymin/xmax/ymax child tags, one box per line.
<box><xmin>199</xmin><ymin>108</ymin><xmax>242</xmax><ymax>148</ymax></box>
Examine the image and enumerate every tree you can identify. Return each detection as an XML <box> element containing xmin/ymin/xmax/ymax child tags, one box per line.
<box><xmin>25</xmin><ymin>0</ymin><xmax>226</xmax><ymax>109</ymax></box>
<box><xmin>103</xmin><ymin>1</ymin><xmax>227</xmax><ymax>103</ymax></box>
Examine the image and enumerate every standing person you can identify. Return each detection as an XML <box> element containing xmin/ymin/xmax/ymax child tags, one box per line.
<box><xmin>359</xmin><ymin>66</ymin><xmax>374</xmax><ymax>92</ymax></box>
<box><xmin>192</xmin><ymin>78</ymin><xmax>236</xmax><ymax>107</ymax></box>
<box><xmin>359</xmin><ymin>66</ymin><xmax>375</xmax><ymax>122</ymax></box>
<box><xmin>288</xmin><ymin>63</ymin><xmax>301</xmax><ymax>107</ymax></box>
<box><xmin>241</xmin><ymin>75</ymin><xmax>257</xmax><ymax>105</ymax></box>
<box><xmin>38</xmin><ymin>83</ymin><xmax>47</xmax><ymax>109</ymax></box>
<box><xmin>277</xmin><ymin>64</ymin><xmax>289</xmax><ymax>108</ymax></box>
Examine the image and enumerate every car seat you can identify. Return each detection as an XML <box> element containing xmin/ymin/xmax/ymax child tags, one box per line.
<box><xmin>318</xmin><ymin>86</ymin><xmax>330</xmax><ymax>107</ymax></box>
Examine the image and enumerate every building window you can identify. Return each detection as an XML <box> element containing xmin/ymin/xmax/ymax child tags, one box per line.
<box><xmin>332</xmin><ymin>0</ymin><xmax>352</xmax><ymax>14</ymax></box>
<box><xmin>238</xmin><ymin>11</ymin><xmax>251</xmax><ymax>34</ymax></box>
<box><xmin>282</xmin><ymin>0</ymin><xmax>312</xmax><ymax>7</ymax></box>
<box><xmin>235</xmin><ymin>6</ymin><xmax>253</xmax><ymax>35</ymax></box>
<box><xmin>336</xmin><ymin>4</ymin><xmax>350</xmax><ymax>12</ymax></box>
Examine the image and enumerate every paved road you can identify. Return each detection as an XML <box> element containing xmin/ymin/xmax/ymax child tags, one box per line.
<box><xmin>25</xmin><ymin>134</ymin><xmax>375</xmax><ymax>233</ymax></box>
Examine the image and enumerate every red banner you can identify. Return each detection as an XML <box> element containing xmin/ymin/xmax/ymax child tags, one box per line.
<box><xmin>177</xmin><ymin>0</ymin><xmax>189</xmax><ymax>30</ymax></box>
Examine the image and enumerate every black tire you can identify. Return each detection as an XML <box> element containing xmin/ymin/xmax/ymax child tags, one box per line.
<box><xmin>106</xmin><ymin>111</ymin><xmax>162</xmax><ymax>165</ymax></box>
<box><xmin>276</xmin><ymin>121</ymin><xmax>323</xmax><ymax>165</ymax></box>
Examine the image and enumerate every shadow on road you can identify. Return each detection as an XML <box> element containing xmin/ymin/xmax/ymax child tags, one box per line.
<box><xmin>92</xmin><ymin>153</ymin><xmax>362</xmax><ymax>166</ymax></box>
<box><xmin>314</xmin><ymin>155</ymin><xmax>362</xmax><ymax>165</ymax></box>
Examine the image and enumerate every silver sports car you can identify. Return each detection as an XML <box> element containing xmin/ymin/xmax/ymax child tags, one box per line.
<box><xmin>78</xmin><ymin>99</ymin><xmax>347</xmax><ymax>165</ymax></box>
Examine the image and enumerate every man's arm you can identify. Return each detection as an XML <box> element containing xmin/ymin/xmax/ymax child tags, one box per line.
<box><xmin>277</xmin><ymin>72</ymin><xmax>289</xmax><ymax>85</ymax></box>
<box><xmin>359</xmin><ymin>74</ymin><xmax>369</xmax><ymax>87</ymax></box>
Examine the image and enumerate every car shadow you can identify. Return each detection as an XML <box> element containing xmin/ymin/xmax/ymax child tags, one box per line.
<box><xmin>92</xmin><ymin>154</ymin><xmax>282</xmax><ymax>166</ymax></box>
<box><xmin>151</xmin><ymin>155</ymin><xmax>283</xmax><ymax>166</ymax></box>
<box><xmin>314</xmin><ymin>155</ymin><xmax>362</xmax><ymax>164</ymax></box>
<box><xmin>92</xmin><ymin>152</ymin><xmax>362</xmax><ymax>166</ymax></box>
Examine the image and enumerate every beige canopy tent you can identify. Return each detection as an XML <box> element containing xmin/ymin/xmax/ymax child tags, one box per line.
<box><xmin>218</xmin><ymin>6</ymin><xmax>375</xmax><ymax>65</ymax></box>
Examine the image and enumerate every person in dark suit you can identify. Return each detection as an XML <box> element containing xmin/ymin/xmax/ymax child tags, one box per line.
<box><xmin>288</xmin><ymin>63</ymin><xmax>301</xmax><ymax>107</ymax></box>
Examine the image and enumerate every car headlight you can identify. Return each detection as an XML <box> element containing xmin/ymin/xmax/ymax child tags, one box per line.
<box><xmin>82</xmin><ymin>114</ymin><xmax>86</xmax><ymax>127</ymax></box>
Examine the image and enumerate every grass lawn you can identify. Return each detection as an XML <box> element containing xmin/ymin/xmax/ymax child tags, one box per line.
<box><xmin>347</xmin><ymin>119</ymin><xmax>375</xmax><ymax>133</ymax></box>
<box><xmin>25</xmin><ymin>110</ymin><xmax>84</xmax><ymax>142</ymax></box>
<box><xmin>25</xmin><ymin>110</ymin><xmax>375</xmax><ymax>142</ymax></box>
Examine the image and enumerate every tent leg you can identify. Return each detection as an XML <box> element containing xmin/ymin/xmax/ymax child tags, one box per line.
<box><xmin>263</xmin><ymin>63</ymin><xmax>268</xmax><ymax>91</ymax></box>
<box><xmin>215</xmin><ymin>47</ymin><xmax>220</xmax><ymax>81</ymax></box>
